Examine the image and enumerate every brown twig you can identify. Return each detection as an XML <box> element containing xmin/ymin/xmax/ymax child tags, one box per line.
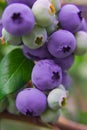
<box><xmin>0</xmin><ymin>112</ymin><xmax>87</xmax><ymax>130</ymax></box>
<box><xmin>56</xmin><ymin>116</ymin><xmax>87</xmax><ymax>130</ymax></box>
<box><xmin>0</xmin><ymin>111</ymin><xmax>53</xmax><ymax>129</ymax></box>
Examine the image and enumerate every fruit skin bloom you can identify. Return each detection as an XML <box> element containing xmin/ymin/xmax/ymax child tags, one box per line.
<box><xmin>31</xmin><ymin>59</ymin><xmax>62</xmax><ymax>91</ymax></box>
<box><xmin>2</xmin><ymin>3</ymin><xmax>35</xmax><ymax>36</ymax></box>
<box><xmin>47</xmin><ymin>29</ymin><xmax>76</xmax><ymax>58</ymax></box>
<box><xmin>16</xmin><ymin>88</ymin><xmax>47</xmax><ymax>116</ymax></box>
<box><xmin>58</xmin><ymin>4</ymin><xmax>83</xmax><ymax>33</ymax></box>
<box><xmin>6</xmin><ymin>0</ymin><xmax>37</xmax><ymax>8</ymax></box>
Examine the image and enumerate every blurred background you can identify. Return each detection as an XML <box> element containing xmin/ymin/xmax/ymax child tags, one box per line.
<box><xmin>0</xmin><ymin>0</ymin><xmax>87</xmax><ymax>130</ymax></box>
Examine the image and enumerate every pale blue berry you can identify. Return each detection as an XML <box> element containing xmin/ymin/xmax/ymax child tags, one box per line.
<box><xmin>47</xmin><ymin>87</ymin><xmax>67</xmax><ymax>110</ymax></box>
<box><xmin>32</xmin><ymin>0</ymin><xmax>56</xmax><ymax>27</ymax></box>
<box><xmin>75</xmin><ymin>31</ymin><xmax>87</xmax><ymax>55</ymax></box>
<box><xmin>22</xmin><ymin>25</ymin><xmax>47</xmax><ymax>49</ymax></box>
<box><xmin>2</xmin><ymin>28</ymin><xmax>22</xmax><ymax>45</ymax></box>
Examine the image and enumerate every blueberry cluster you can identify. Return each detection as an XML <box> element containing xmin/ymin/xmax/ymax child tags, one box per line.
<box><xmin>1</xmin><ymin>0</ymin><xmax>87</xmax><ymax>123</ymax></box>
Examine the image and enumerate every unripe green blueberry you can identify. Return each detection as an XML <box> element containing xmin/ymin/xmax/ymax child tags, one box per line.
<box><xmin>58</xmin><ymin>84</ymin><xmax>66</xmax><ymax>91</ymax></box>
<box><xmin>47</xmin><ymin>86</ymin><xmax>67</xmax><ymax>110</ymax></box>
<box><xmin>32</xmin><ymin>0</ymin><xmax>56</xmax><ymax>27</ymax></box>
<box><xmin>22</xmin><ymin>25</ymin><xmax>47</xmax><ymax>49</ymax></box>
<box><xmin>46</xmin><ymin>17</ymin><xmax>58</xmax><ymax>35</ymax></box>
<box><xmin>49</xmin><ymin>0</ymin><xmax>61</xmax><ymax>12</ymax></box>
<box><xmin>75</xmin><ymin>31</ymin><xmax>87</xmax><ymax>55</ymax></box>
<box><xmin>40</xmin><ymin>108</ymin><xmax>61</xmax><ymax>123</ymax></box>
<box><xmin>2</xmin><ymin>28</ymin><xmax>22</xmax><ymax>45</ymax></box>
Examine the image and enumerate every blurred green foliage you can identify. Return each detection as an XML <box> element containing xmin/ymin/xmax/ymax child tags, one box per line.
<box><xmin>63</xmin><ymin>54</ymin><xmax>87</xmax><ymax>124</ymax></box>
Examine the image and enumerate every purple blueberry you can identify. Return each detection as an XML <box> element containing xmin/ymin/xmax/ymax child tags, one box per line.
<box><xmin>31</xmin><ymin>59</ymin><xmax>62</xmax><ymax>91</ymax></box>
<box><xmin>76</xmin><ymin>18</ymin><xmax>87</xmax><ymax>32</ymax></box>
<box><xmin>2</xmin><ymin>3</ymin><xmax>35</xmax><ymax>36</ymax></box>
<box><xmin>16</xmin><ymin>88</ymin><xmax>47</xmax><ymax>116</ymax></box>
<box><xmin>22</xmin><ymin>44</ymin><xmax>53</xmax><ymax>61</ymax></box>
<box><xmin>47</xmin><ymin>29</ymin><xmax>76</xmax><ymax>58</ymax></box>
<box><xmin>6</xmin><ymin>0</ymin><xmax>37</xmax><ymax>8</ymax></box>
<box><xmin>54</xmin><ymin>54</ymin><xmax>74</xmax><ymax>70</ymax></box>
<box><xmin>62</xmin><ymin>71</ymin><xmax>72</xmax><ymax>90</ymax></box>
<box><xmin>58</xmin><ymin>4</ymin><xmax>83</xmax><ymax>33</ymax></box>
<box><xmin>0</xmin><ymin>19</ymin><xmax>3</xmax><ymax>37</ymax></box>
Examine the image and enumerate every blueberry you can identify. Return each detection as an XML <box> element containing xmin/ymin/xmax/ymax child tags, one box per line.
<box><xmin>32</xmin><ymin>0</ymin><xmax>56</xmax><ymax>27</ymax></box>
<box><xmin>31</xmin><ymin>59</ymin><xmax>62</xmax><ymax>91</ymax></box>
<box><xmin>62</xmin><ymin>71</ymin><xmax>72</xmax><ymax>90</ymax></box>
<box><xmin>54</xmin><ymin>54</ymin><xmax>74</xmax><ymax>70</ymax></box>
<box><xmin>22</xmin><ymin>25</ymin><xmax>47</xmax><ymax>49</ymax></box>
<box><xmin>6</xmin><ymin>0</ymin><xmax>37</xmax><ymax>8</ymax></box>
<box><xmin>22</xmin><ymin>44</ymin><xmax>53</xmax><ymax>61</ymax></box>
<box><xmin>2</xmin><ymin>3</ymin><xmax>35</xmax><ymax>36</ymax></box>
<box><xmin>0</xmin><ymin>19</ymin><xmax>3</xmax><ymax>37</ymax></box>
<box><xmin>16</xmin><ymin>88</ymin><xmax>47</xmax><ymax>116</ymax></box>
<box><xmin>46</xmin><ymin>17</ymin><xmax>58</xmax><ymax>35</ymax></box>
<box><xmin>58</xmin><ymin>4</ymin><xmax>83</xmax><ymax>33</ymax></box>
<box><xmin>76</xmin><ymin>18</ymin><xmax>87</xmax><ymax>32</ymax></box>
<box><xmin>49</xmin><ymin>0</ymin><xmax>61</xmax><ymax>12</ymax></box>
<box><xmin>75</xmin><ymin>31</ymin><xmax>87</xmax><ymax>55</ymax></box>
<box><xmin>47</xmin><ymin>29</ymin><xmax>76</xmax><ymax>58</ymax></box>
<box><xmin>47</xmin><ymin>87</ymin><xmax>67</xmax><ymax>110</ymax></box>
<box><xmin>40</xmin><ymin>108</ymin><xmax>61</xmax><ymax>123</ymax></box>
<box><xmin>2</xmin><ymin>28</ymin><xmax>22</xmax><ymax>45</ymax></box>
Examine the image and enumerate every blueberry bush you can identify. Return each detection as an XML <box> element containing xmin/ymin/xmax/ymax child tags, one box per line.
<box><xmin>0</xmin><ymin>0</ymin><xmax>87</xmax><ymax>127</ymax></box>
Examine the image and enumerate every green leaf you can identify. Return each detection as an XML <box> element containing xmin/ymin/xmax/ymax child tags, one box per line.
<box><xmin>77</xmin><ymin>111</ymin><xmax>87</xmax><ymax>124</ymax></box>
<box><xmin>0</xmin><ymin>48</ymin><xmax>34</xmax><ymax>100</ymax></box>
<box><xmin>0</xmin><ymin>1</ymin><xmax>7</xmax><ymax>9</ymax></box>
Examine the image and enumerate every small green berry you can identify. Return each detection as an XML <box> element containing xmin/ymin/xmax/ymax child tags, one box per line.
<box><xmin>75</xmin><ymin>31</ymin><xmax>87</xmax><ymax>55</ymax></box>
<box><xmin>47</xmin><ymin>87</ymin><xmax>67</xmax><ymax>110</ymax></box>
<box><xmin>2</xmin><ymin>28</ymin><xmax>22</xmax><ymax>45</ymax></box>
<box><xmin>22</xmin><ymin>25</ymin><xmax>47</xmax><ymax>49</ymax></box>
<box><xmin>41</xmin><ymin>107</ymin><xmax>61</xmax><ymax>123</ymax></box>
